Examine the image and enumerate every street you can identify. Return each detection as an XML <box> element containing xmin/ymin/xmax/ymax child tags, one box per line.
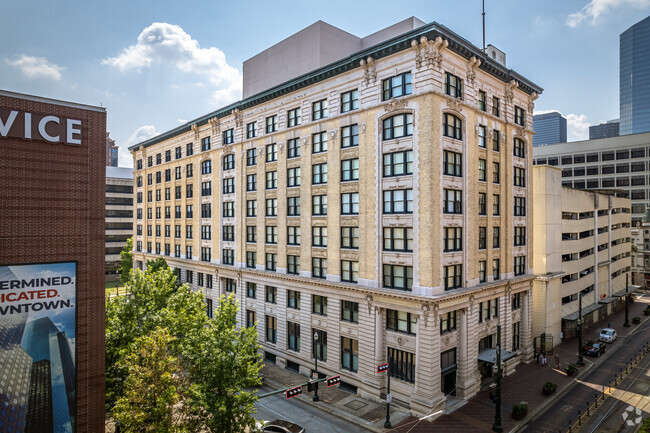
<box><xmin>523</xmin><ymin>317</ymin><xmax>650</xmax><ymax>433</ymax></box>
<box><xmin>253</xmin><ymin>385</ymin><xmax>372</xmax><ymax>433</ymax></box>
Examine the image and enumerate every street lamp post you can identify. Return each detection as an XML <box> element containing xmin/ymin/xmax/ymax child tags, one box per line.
<box><xmin>313</xmin><ymin>331</ymin><xmax>319</xmax><ymax>402</ymax></box>
<box><xmin>624</xmin><ymin>274</ymin><xmax>630</xmax><ymax>327</ymax></box>
<box><xmin>577</xmin><ymin>293</ymin><xmax>585</xmax><ymax>366</ymax></box>
<box><xmin>492</xmin><ymin>324</ymin><xmax>503</xmax><ymax>433</ymax></box>
<box><xmin>384</xmin><ymin>354</ymin><xmax>391</xmax><ymax>429</ymax></box>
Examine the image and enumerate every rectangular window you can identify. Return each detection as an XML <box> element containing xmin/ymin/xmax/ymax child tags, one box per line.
<box><xmin>341</xmin><ymin>158</ymin><xmax>360</xmax><ymax>181</ymax></box>
<box><xmin>341</xmin><ymin>89</ymin><xmax>359</xmax><ymax>112</ymax></box>
<box><xmin>493</xmin><ymin>226</ymin><xmax>500</xmax><ymax>248</ymax></box>
<box><xmin>479</xmin><ymin>192</ymin><xmax>487</xmax><ymax>215</ymax></box>
<box><xmin>478</xmin><ymin>227</ymin><xmax>486</xmax><ymax>249</ymax></box>
<box><xmin>386</xmin><ymin>309</ymin><xmax>417</xmax><ymax>334</ymax></box>
<box><xmin>222</xmin><ymin>128</ymin><xmax>234</xmax><ymax>145</ymax></box>
<box><xmin>341</xmin><ymin>124</ymin><xmax>359</xmax><ymax>148</ymax></box>
<box><xmin>265</xmin><ymin>253</ymin><xmax>277</xmax><ymax>271</ymax></box>
<box><xmin>287</xmin><ymin>255</ymin><xmax>301</xmax><ymax>275</ymax></box>
<box><xmin>222</xmin><ymin>225</ymin><xmax>234</xmax><ymax>241</ymax></box>
<box><xmin>312</xmin><ymin>295</ymin><xmax>328</xmax><ymax>315</ymax></box>
<box><xmin>514</xmin><ymin>138</ymin><xmax>525</xmax><ymax>158</ymax></box>
<box><xmin>384</xmin><ymin>227</ymin><xmax>413</xmax><ymax>252</ymax></box>
<box><xmin>493</xmin><ymin>259</ymin><xmax>500</xmax><ymax>280</ymax></box>
<box><xmin>312</xmin><ymin>131</ymin><xmax>327</xmax><ymax>153</ymax></box>
<box><xmin>382</xmin><ymin>72</ymin><xmax>412</xmax><ymax>100</ymax></box>
<box><xmin>201</xmin><ymin>181</ymin><xmax>211</xmax><ymax>196</ymax></box>
<box><xmin>175</xmin><ymin>185</ymin><xmax>181</xmax><ymax>199</ymax></box>
<box><xmin>186</xmin><ymin>225</ymin><xmax>193</xmax><ymax>239</ymax></box>
<box><xmin>514</xmin><ymin>105</ymin><xmax>525</xmax><ymax>126</ymax></box>
<box><xmin>514</xmin><ymin>167</ymin><xmax>526</xmax><ymax>187</ymax></box>
<box><xmin>383</xmin><ymin>150</ymin><xmax>413</xmax><ymax>177</ymax></box>
<box><xmin>246</xmin><ymin>225</ymin><xmax>256</xmax><ymax>243</ymax></box>
<box><xmin>492</xmin><ymin>97</ymin><xmax>500</xmax><ymax>117</ymax></box>
<box><xmin>512</xmin><ymin>292</ymin><xmax>522</xmax><ymax>310</ymax></box>
<box><xmin>493</xmin><ymin>194</ymin><xmax>500</xmax><ymax>216</ymax></box>
<box><xmin>492</xmin><ymin>130</ymin><xmax>500</xmax><ymax>151</ymax></box>
<box><xmin>514</xmin><ymin>197</ymin><xmax>526</xmax><ymax>216</ymax></box>
<box><xmin>246</xmin><ymin>310</ymin><xmax>256</xmax><ymax>328</ymax></box>
<box><xmin>287</xmin><ymin>167</ymin><xmax>301</xmax><ymax>187</ymax></box>
<box><xmin>443</xmin><ymin>227</ymin><xmax>462</xmax><ymax>252</ymax></box>
<box><xmin>341</xmin><ymin>227</ymin><xmax>359</xmax><ymax>249</ymax></box>
<box><xmin>287</xmin><ymin>138</ymin><xmax>300</xmax><ymax>158</ymax></box>
<box><xmin>223</xmin><ymin>278</ymin><xmax>236</xmax><ymax>293</ymax></box>
<box><xmin>514</xmin><ymin>256</ymin><xmax>526</xmax><ymax>276</ymax></box>
<box><xmin>440</xmin><ymin>310</ymin><xmax>457</xmax><ymax>334</ymax></box>
<box><xmin>341</xmin><ymin>260</ymin><xmax>359</xmax><ymax>283</ymax></box>
<box><xmin>383</xmin><ymin>189</ymin><xmax>413</xmax><ymax>214</ymax></box>
<box><xmin>186</xmin><ymin>245</ymin><xmax>192</xmax><ymax>258</ymax></box>
<box><xmin>312</xmin><ymin>99</ymin><xmax>328</xmax><ymax>120</ymax></box>
<box><xmin>443</xmin><ymin>150</ymin><xmax>462</xmax><ymax>177</ymax></box>
<box><xmin>246</xmin><ymin>282</ymin><xmax>256</xmax><ymax>299</ymax></box>
<box><xmin>246</xmin><ymin>251</ymin><xmax>256</xmax><ymax>268</ymax></box>
<box><xmin>186</xmin><ymin>143</ymin><xmax>194</xmax><ymax>156</ymax></box>
<box><xmin>265</xmin><ymin>115</ymin><xmax>277</xmax><ymax>133</ymax></box>
<box><xmin>287</xmin><ymin>107</ymin><xmax>301</xmax><ymax>127</ymax></box>
<box><xmin>265</xmin><ymin>198</ymin><xmax>277</xmax><ymax>216</ymax></box>
<box><xmin>206</xmin><ymin>298</ymin><xmax>213</xmax><ymax>318</ymax></box>
<box><xmin>186</xmin><ymin>204</ymin><xmax>193</xmax><ymax>219</ymax></box>
<box><xmin>246</xmin><ymin>148</ymin><xmax>257</xmax><ymax>166</ymax></box>
<box><xmin>201</xmin><ymin>136</ymin><xmax>211</xmax><ymax>151</ymax></box>
<box><xmin>201</xmin><ymin>247</ymin><xmax>211</xmax><ymax>262</ymax></box>
<box><xmin>312</xmin><ymin>195</ymin><xmax>327</xmax><ymax>216</ymax></box>
<box><xmin>444</xmin><ymin>264</ymin><xmax>462</xmax><ymax>290</ymax></box>
<box><xmin>478</xmin><ymin>125</ymin><xmax>486</xmax><ymax>148</ymax></box>
<box><xmin>387</xmin><ymin>347</ymin><xmax>415</xmax><ymax>383</ymax></box>
<box><xmin>445</xmin><ymin>72</ymin><xmax>463</xmax><ymax>98</ymax></box>
<box><xmin>265</xmin><ymin>315</ymin><xmax>277</xmax><ymax>343</ymax></box>
<box><xmin>478</xmin><ymin>159</ymin><xmax>486</xmax><ymax>181</ymax></box>
<box><xmin>287</xmin><ymin>226</ymin><xmax>301</xmax><ymax>245</ymax></box>
<box><xmin>443</xmin><ymin>189</ymin><xmax>462</xmax><ymax>214</ymax></box>
<box><xmin>313</xmin><ymin>328</ymin><xmax>327</xmax><ymax>361</ymax></box>
<box><xmin>479</xmin><ymin>260</ymin><xmax>487</xmax><ymax>283</ymax></box>
<box><xmin>266</xmin><ymin>171</ymin><xmax>277</xmax><ymax>189</ymax></box>
<box><xmin>157</xmin><ymin>154</ymin><xmax>162</xmax><ymax>165</ymax></box>
<box><xmin>201</xmin><ymin>225</ymin><xmax>211</xmax><ymax>240</ymax></box>
<box><xmin>478</xmin><ymin>90</ymin><xmax>486</xmax><ymax>111</ymax></box>
<box><xmin>312</xmin><ymin>257</ymin><xmax>327</xmax><ymax>279</ymax></box>
<box><xmin>312</xmin><ymin>226</ymin><xmax>328</xmax><ymax>247</ymax></box>
<box><xmin>341</xmin><ymin>301</ymin><xmax>359</xmax><ymax>323</ymax></box>
<box><xmin>287</xmin><ymin>196</ymin><xmax>300</xmax><ymax>216</ymax></box>
<box><xmin>246</xmin><ymin>122</ymin><xmax>256</xmax><ymax>139</ymax></box>
<box><xmin>265</xmin><ymin>225</ymin><xmax>278</xmax><ymax>244</ymax></box>
<box><xmin>341</xmin><ymin>193</ymin><xmax>359</xmax><ymax>215</ymax></box>
<box><xmin>288</xmin><ymin>322</ymin><xmax>300</xmax><ymax>352</ymax></box>
<box><xmin>341</xmin><ymin>337</ymin><xmax>358</xmax><ymax>372</ymax></box>
<box><xmin>512</xmin><ymin>322</ymin><xmax>520</xmax><ymax>350</ymax></box>
<box><xmin>246</xmin><ymin>200</ymin><xmax>257</xmax><ymax>217</ymax></box>
<box><xmin>493</xmin><ymin>162</ymin><xmax>500</xmax><ymax>184</ymax></box>
<box><xmin>246</xmin><ymin>174</ymin><xmax>257</xmax><ymax>192</ymax></box>
<box><xmin>266</xmin><ymin>143</ymin><xmax>277</xmax><ymax>162</ymax></box>
<box><xmin>514</xmin><ymin>226</ymin><xmax>526</xmax><ymax>246</ymax></box>
<box><xmin>265</xmin><ymin>286</ymin><xmax>277</xmax><ymax>303</ymax></box>
<box><xmin>223</xmin><ymin>201</ymin><xmax>234</xmax><ymax>217</ymax></box>
<box><xmin>222</xmin><ymin>248</ymin><xmax>234</xmax><ymax>265</ymax></box>
<box><xmin>186</xmin><ymin>164</ymin><xmax>193</xmax><ymax>178</ymax></box>
<box><xmin>312</xmin><ymin>163</ymin><xmax>327</xmax><ymax>184</ymax></box>
<box><xmin>383</xmin><ymin>264</ymin><xmax>413</xmax><ymax>290</ymax></box>
<box><xmin>383</xmin><ymin>113</ymin><xmax>413</xmax><ymax>140</ymax></box>
<box><xmin>222</xmin><ymin>177</ymin><xmax>235</xmax><ymax>194</ymax></box>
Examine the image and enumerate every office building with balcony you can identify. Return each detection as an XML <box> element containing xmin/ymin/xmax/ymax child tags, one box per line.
<box><xmin>533</xmin><ymin>165</ymin><xmax>631</xmax><ymax>346</ymax></box>
<box><xmin>533</xmin><ymin>132</ymin><xmax>650</xmax><ymax>225</ymax></box>
<box><xmin>129</xmin><ymin>18</ymin><xmax>542</xmax><ymax>413</ymax></box>
<box><xmin>532</xmin><ymin>111</ymin><xmax>567</xmax><ymax>147</ymax></box>
<box><xmin>620</xmin><ymin>16</ymin><xmax>650</xmax><ymax>135</ymax></box>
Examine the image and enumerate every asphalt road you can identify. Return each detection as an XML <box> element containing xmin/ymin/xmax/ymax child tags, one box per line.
<box><xmin>523</xmin><ymin>318</ymin><xmax>650</xmax><ymax>433</ymax></box>
<box><xmin>253</xmin><ymin>385</ymin><xmax>370</xmax><ymax>433</ymax></box>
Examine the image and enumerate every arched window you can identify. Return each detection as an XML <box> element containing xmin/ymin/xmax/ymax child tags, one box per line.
<box><xmin>201</xmin><ymin>159</ymin><xmax>212</xmax><ymax>175</ymax></box>
<box><xmin>223</xmin><ymin>154</ymin><xmax>235</xmax><ymax>170</ymax></box>
<box><xmin>383</xmin><ymin>113</ymin><xmax>413</xmax><ymax>140</ymax></box>
<box><xmin>443</xmin><ymin>113</ymin><xmax>462</xmax><ymax>140</ymax></box>
<box><xmin>513</xmin><ymin>138</ymin><xmax>526</xmax><ymax>158</ymax></box>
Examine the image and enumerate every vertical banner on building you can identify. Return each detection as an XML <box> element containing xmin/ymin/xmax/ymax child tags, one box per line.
<box><xmin>0</xmin><ymin>262</ymin><xmax>76</xmax><ymax>433</ymax></box>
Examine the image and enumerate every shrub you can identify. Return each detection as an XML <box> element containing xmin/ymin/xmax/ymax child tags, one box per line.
<box><xmin>512</xmin><ymin>401</ymin><xmax>528</xmax><ymax>420</ymax></box>
<box><xmin>644</xmin><ymin>306</ymin><xmax>650</xmax><ymax>316</ymax></box>
<box><xmin>633</xmin><ymin>316</ymin><xmax>641</xmax><ymax>324</ymax></box>
<box><xmin>640</xmin><ymin>416</ymin><xmax>650</xmax><ymax>433</ymax></box>
<box><xmin>565</xmin><ymin>364</ymin><xmax>578</xmax><ymax>377</ymax></box>
<box><xmin>542</xmin><ymin>381</ymin><xmax>557</xmax><ymax>395</ymax></box>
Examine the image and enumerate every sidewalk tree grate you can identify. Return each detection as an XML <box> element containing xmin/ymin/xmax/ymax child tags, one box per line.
<box><xmin>344</xmin><ymin>400</ymin><xmax>368</xmax><ymax>411</ymax></box>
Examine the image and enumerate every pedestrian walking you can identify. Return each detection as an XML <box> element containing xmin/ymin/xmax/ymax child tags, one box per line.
<box><xmin>554</xmin><ymin>353</ymin><xmax>560</xmax><ymax>369</ymax></box>
<box><xmin>542</xmin><ymin>351</ymin><xmax>547</xmax><ymax>366</ymax></box>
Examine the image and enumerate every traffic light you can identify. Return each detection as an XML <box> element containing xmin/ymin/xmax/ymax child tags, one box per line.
<box><xmin>307</xmin><ymin>379</ymin><xmax>319</xmax><ymax>392</ymax></box>
<box><xmin>326</xmin><ymin>375</ymin><xmax>341</xmax><ymax>387</ymax></box>
<box><xmin>285</xmin><ymin>386</ymin><xmax>302</xmax><ymax>399</ymax></box>
<box><xmin>377</xmin><ymin>363</ymin><xmax>389</xmax><ymax>373</ymax></box>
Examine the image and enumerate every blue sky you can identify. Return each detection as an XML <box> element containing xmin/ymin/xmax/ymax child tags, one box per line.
<box><xmin>2</xmin><ymin>0</ymin><xmax>649</xmax><ymax>166</ymax></box>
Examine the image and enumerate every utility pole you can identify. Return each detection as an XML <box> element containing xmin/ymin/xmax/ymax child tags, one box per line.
<box><xmin>492</xmin><ymin>324</ymin><xmax>503</xmax><ymax>432</ymax></box>
<box><xmin>384</xmin><ymin>354</ymin><xmax>392</xmax><ymax>428</ymax></box>
<box><xmin>313</xmin><ymin>331</ymin><xmax>319</xmax><ymax>402</ymax></box>
<box><xmin>577</xmin><ymin>293</ymin><xmax>585</xmax><ymax>366</ymax></box>
<box><xmin>482</xmin><ymin>0</ymin><xmax>486</xmax><ymax>51</ymax></box>
<box><xmin>624</xmin><ymin>273</ymin><xmax>630</xmax><ymax>327</ymax></box>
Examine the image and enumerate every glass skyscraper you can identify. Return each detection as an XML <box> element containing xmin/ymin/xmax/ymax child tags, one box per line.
<box><xmin>533</xmin><ymin>111</ymin><xmax>567</xmax><ymax>146</ymax></box>
<box><xmin>620</xmin><ymin>16</ymin><xmax>650</xmax><ymax>135</ymax></box>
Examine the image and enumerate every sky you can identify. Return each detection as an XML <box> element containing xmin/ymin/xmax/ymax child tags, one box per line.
<box><xmin>2</xmin><ymin>0</ymin><xmax>649</xmax><ymax>167</ymax></box>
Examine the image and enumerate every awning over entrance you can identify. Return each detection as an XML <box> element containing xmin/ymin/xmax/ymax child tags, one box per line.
<box><xmin>562</xmin><ymin>302</ymin><xmax>604</xmax><ymax>322</ymax></box>
<box><xmin>599</xmin><ymin>285</ymin><xmax>641</xmax><ymax>304</ymax></box>
<box><xmin>477</xmin><ymin>348</ymin><xmax>518</xmax><ymax>365</ymax></box>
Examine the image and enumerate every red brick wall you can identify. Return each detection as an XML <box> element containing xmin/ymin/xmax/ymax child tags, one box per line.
<box><xmin>0</xmin><ymin>92</ymin><xmax>106</xmax><ymax>432</ymax></box>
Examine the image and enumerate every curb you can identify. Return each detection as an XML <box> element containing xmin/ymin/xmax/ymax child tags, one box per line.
<box><xmin>261</xmin><ymin>376</ymin><xmax>382</xmax><ymax>433</ymax></box>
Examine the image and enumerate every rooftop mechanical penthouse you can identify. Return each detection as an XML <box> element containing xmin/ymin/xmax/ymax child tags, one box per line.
<box><xmin>130</xmin><ymin>18</ymin><xmax>542</xmax><ymax>415</ymax></box>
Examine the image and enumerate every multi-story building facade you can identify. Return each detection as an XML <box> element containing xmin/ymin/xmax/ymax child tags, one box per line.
<box><xmin>532</xmin><ymin>166</ymin><xmax>631</xmax><ymax>347</ymax></box>
<box><xmin>129</xmin><ymin>19</ymin><xmax>542</xmax><ymax>413</ymax></box>
<box><xmin>631</xmin><ymin>211</ymin><xmax>650</xmax><ymax>287</ymax></box>
<box><xmin>533</xmin><ymin>132</ymin><xmax>650</xmax><ymax>225</ymax></box>
<box><xmin>620</xmin><ymin>16</ymin><xmax>650</xmax><ymax>136</ymax></box>
<box><xmin>532</xmin><ymin>111</ymin><xmax>567</xmax><ymax>147</ymax></box>
<box><xmin>106</xmin><ymin>166</ymin><xmax>134</xmax><ymax>279</ymax></box>
<box><xmin>589</xmin><ymin>119</ymin><xmax>620</xmax><ymax>140</ymax></box>
<box><xmin>106</xmin><ymin>132</ymin><xmax>118</xmax><ymax>167</ymax></box>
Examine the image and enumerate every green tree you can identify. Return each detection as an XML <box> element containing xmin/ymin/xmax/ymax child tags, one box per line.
<box><xmin>118</xmin><ymin>237</ymin><xmax>133</xmax><ymax>285</ymax></box>
<box><xmin>184</xmin><ymin>295</ymin><xmax>262</xmax><ymax>433</ymax></box>
<box><xmin>113</xmin><ymin>327</ymin><xmax>195</xmax><ymax>432</ymax></box>
<box><xmin>146</xmin><ymin>257</ymin><xmax>169</xmax><ymax>273</ymax></box>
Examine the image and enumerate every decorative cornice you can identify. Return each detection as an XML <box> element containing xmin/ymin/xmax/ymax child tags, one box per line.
<box><xmin>466</xmin><ymin>56</ymin><xmax>481</xmax><ymax>86</ymax></box>
<box><xmin>384</xmin><ymin>98</ymin><xmax>409</xmax><ymax>113</ymax></box>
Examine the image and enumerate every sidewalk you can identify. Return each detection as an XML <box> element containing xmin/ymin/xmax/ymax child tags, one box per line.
<box><xmin>259</xmin><ymin>362</ymin><xmax>411</xmax><ymax>432</ymax></box>
<box><xmin>391</xmin><ymin>291</ymin><xmax>650</xmax><ymax>432</ymax></box>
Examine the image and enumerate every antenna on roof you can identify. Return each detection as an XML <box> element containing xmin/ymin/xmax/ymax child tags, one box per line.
<box><xmin>482</xmin><ymin>0</ymin><xmax>486</xmax><ymax>51</ymax></box>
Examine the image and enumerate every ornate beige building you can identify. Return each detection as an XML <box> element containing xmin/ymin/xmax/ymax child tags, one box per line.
<box><xmin>129</xmin><ymin>18</ymin><xmax>542</xmax><ymax>414</ymax></box>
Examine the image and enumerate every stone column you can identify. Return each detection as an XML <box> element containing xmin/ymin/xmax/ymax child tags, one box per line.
<box><xmin>358</xmin><ymin>303</ymin><xmax>384</xmax><ymax>402</ymax></box>
<box><xmin>520</xmin><ymin>287</ymin><xmax>533</xmax><ymax>361</ymax></box>
<box><xmin>411</xmin><ymin>308</ymin><xmax>443</xmax><ymax>415</ymax></box>
<box><xmin>456</xmin><ymin>304</ymin><xmax>479</xmax><ymax>398</ymax></box>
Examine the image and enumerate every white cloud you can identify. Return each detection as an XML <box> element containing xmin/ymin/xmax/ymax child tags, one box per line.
<box><xmin>103</xmin><ymin>22</ymin><xmax>241</xmax><ymax>105</ymax></box>
<box><xmin>116</xmin><ymin>125</ymin><xmax>160</xmax><ymax>168</ymax></box>
<box><xmin>6</xmin><ymin>55</ymin><xmax>64</xmax><ymax>80</ymax></box>
<box><xmin>534</xmin><ymin>109</ymin><xmax>591</xmax><ymax>142</ymax></box>
<box><xmin>177</xmin><ymin>118</ymin><xmax>187</xmax><ymax>124</ymax></box>
<box><xmin>566</xmin><ymin>0</ymin><xmax>650</xmax><ymax>27</ymax></box>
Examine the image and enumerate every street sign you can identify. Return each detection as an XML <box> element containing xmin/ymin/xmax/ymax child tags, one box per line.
<box><xmin>386</xmin><ymin>393</ymin><xmax>392</xmax><ymax>404</ymax></box>
<box><xmin>285</xmin><ymin>386</ymin><xmax>302</xmax><ymax>399</ymax></box>
<box><xmin>326</xmin><ymin>375</ymin><xmax>341</xmax><ymax>387</ymax></box>
<box><xmin>377</xmin><ymin>362</ymin><xmax>389</xmax><ymax>373</ymax></box>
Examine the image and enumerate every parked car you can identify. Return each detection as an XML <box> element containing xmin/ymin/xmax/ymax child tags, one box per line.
<box><xmin>583</xmin><ymin>341</ymin><xmax>606</xmax><ymax>357</ymax></box>
<box><xmin>598</xmin><ymin>328</ymin><xmax>617</xmax><ymax>343</ymax></box>
<box><xmin>259</xmin><ymin>420</ymin><xmax>305</xmax><ymax>433</ymax></box>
